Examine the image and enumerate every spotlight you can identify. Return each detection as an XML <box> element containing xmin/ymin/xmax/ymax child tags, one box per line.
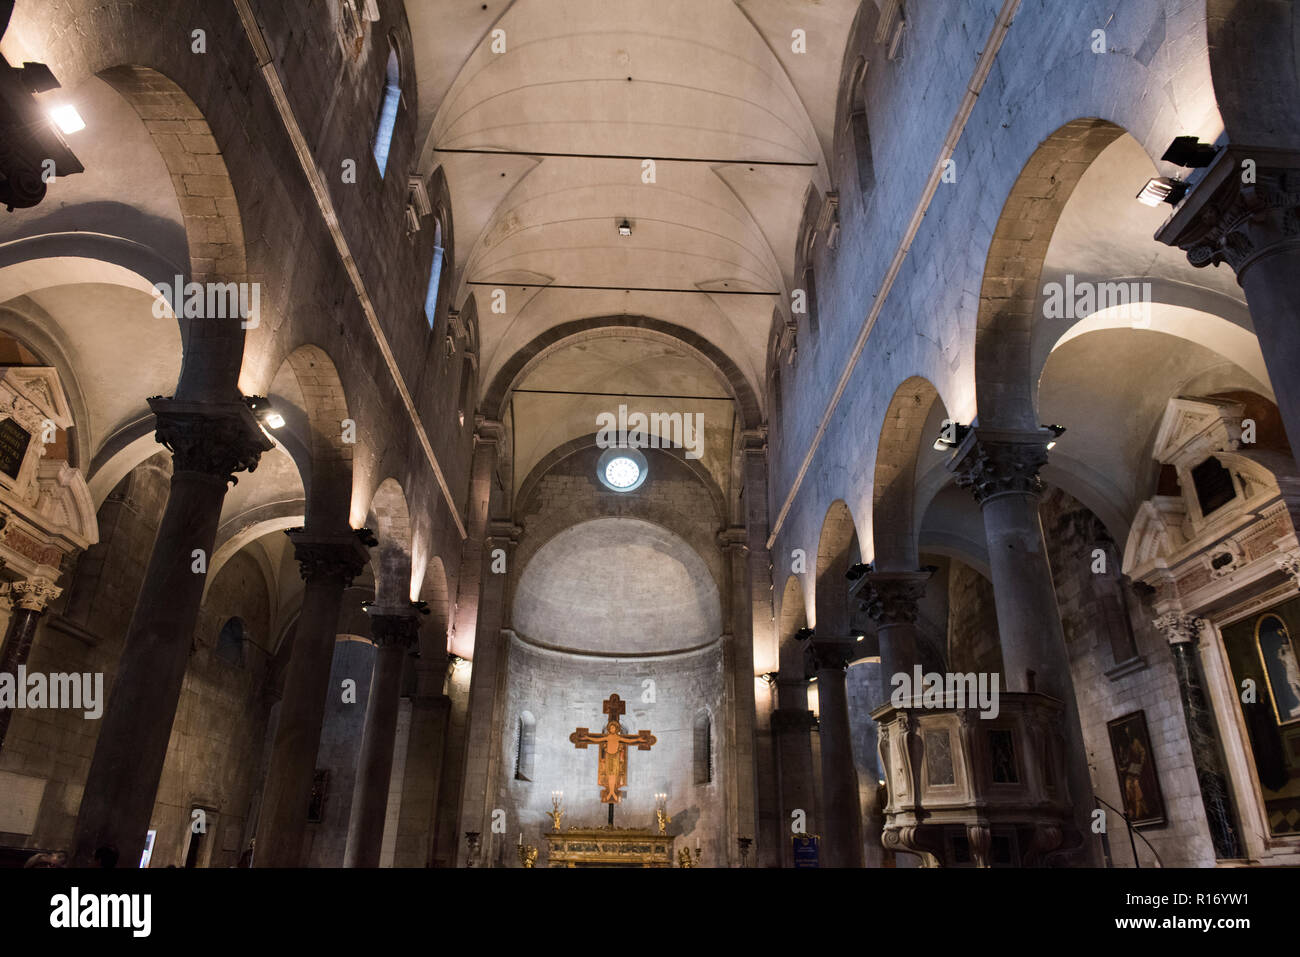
<box><xmin>617</xmin><ymin>219</ymin><xmax>633</xmax><ymax>237</ymax></box>
<box><xmin>1160</xmin><ymin>136</ymin><xmax>1218</xmax><ymax>169</ymax></box>
<box><xmin>845</xmin><ymin>561</ymin><xmax>873</xmax><ymax>581</ymax></box>
<box><xmin>48</xmin><ymin>104</ymin><xmax>84</xmax><ymax>134</ymax></box>
<box><xmin>244</xmin><ymin>395</ymin><xmax>285</xmax><ymax>429</ymax></box>
<box><xmin>794</xmin><ymin>627</ymin><xmax>814</xmax><ymax>642</ymax></box>
<box><xmin>411</xmin><ymin>600</ymin><xmax>430</xmax><ymax>615</ymax></box>
<box><xmin>933</xmin><ymin>422</ymin><xmax>970</xmax><ymax>452</ymax></box>
<box><xmin>1043</xmin><ymin>423</ymin><xmax>1066</xmax><ymax>450</ymax></box>
<box><xmin>1137</xmin><ymin>176</ymin><xmax>1189</xmax><ymax>207</ymax></box>
<box><xmin>856</xmin><ymin>634</ymin><xmax>865</xmax><ymax>642</ymax></box>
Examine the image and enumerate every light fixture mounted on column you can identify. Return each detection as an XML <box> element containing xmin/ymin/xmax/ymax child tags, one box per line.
<box><xmin>616</xmin><ymin>218</ymin><xmax>633</xmax><ymax>237</ymax></box>
<box><xmin>244</xmin><ymin>395</ymin><xmax>285</xmax><ymax>430</ymax></box>
<box><xmin>933</xmin><ymin>422</ymin><xmax>970</xmax><ymax>452</ymax></box>
<box><xmin>1043</xmin><ymin>423</ymin><xmax>1067</xmax><ymax>450</ymax></box>
<box><xmin>1136</xmin><ymin>176</ymin><xmax>1189</xmax><ymax>207</ymax></box>
<box><xmin>794</xmin><ymin>626</ymin><xmax>814</xmax><ymax>642</ymax></box>
<box><xmin>1160</xmin><ymin>136</ymin><xmax>1218</xmax><ymax>169</ymax></box>
<box><xmin>845</xmin><ymin>561</ymin><xmax>872</xmax><ymax>581</ymax></box>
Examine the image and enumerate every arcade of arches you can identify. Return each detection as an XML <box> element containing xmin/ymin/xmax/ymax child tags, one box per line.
<box><xmin>0</xmin><ymin>0</ymin><xmax>1298</xmax><ymax>869</ymax></box>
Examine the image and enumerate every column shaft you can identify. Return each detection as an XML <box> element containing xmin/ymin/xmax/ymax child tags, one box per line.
<box><xmin>0</xmin><ymin>577</ymin><xmax>62</xmax><ymax>752</ymax></box>
<box><xmin>811</xmin><ymin>639</ymin><xmax>862</xmax><ymax>867</ymax></box>
<box><xmin>344</xmin><ymin>639</ymin><xmax>406</xmax><ymax>866</ymax></box>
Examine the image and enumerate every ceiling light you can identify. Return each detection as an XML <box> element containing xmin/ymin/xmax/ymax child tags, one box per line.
<box><xmin>1137</xmin><ymin>177</ymin><xmax>1188</xmax><ymax>207</ymax></box>
<box><xmin>856</xmin><ymin>634</ymin><xmax>865</xmax><ymax>642</ymax></box>
<box><xmin>263</xmin><ymin>412</ymin><xmax>286</xmax><ymax>430</ymax></box>
<box><xmin>617</xmin><ymin>219</ymin><xmax>632</xmax><ymax>237</ymax></box>
<box><xmin>49</xmin><ymin>104</ymin><xmax>84</xmax><ymax>134</ymax></box>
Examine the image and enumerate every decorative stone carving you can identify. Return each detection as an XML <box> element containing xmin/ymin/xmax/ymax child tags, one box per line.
<box><xmin>1154</xmin><ymin>146</ymin><xmax>1300</xmax><ymax>279</ymax></box>
<box><xmin>949</xmin><ymin>429</ymin><xmax>1051</xmax><ymax>504</ymax></box>
<box><xmin>150</xmin><ymin>397</ymin><xmax>275</xmax><ymax>484</ymax></box>
<box><xmin>9</xmin><ymin>575</ymin><xmax>61</xmax><ymax>612</ymax></box>
<box><xmin>1151</xmin><ymin>613</ymin><xmax>1204</xmax><ymax>645</ymax></box>
<box><xmin>860</xmin><ymin>570</ymin><xmax>930</xmax><ymax>624</ymax></box>
<box><xmin>369</xmin><ymin>612</ymin><xmax>420</xmax><ymax>648</ymax></box>
<box><xmin>286</xmin><ymin>527</ymin><xmax>375</xmax><ymax>585</ymax></box>
<box><xmin>808</xmin><ymin>636</ymin><xmax>854</xmax><ymax>672</ymax></box>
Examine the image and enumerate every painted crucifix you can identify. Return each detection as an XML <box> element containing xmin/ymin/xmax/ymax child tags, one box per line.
<box><xmin>569</xmin><ymin>694</ymin><xmax>656</xmax><ymax>820</ymax></box>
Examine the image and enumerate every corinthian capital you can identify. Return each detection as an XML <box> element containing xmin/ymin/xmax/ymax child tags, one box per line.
<box><xmin>1155</xmin><ymin>146</ymin><xmax>1300</xmax><ymax>280</ymax></box>
<box><xmin>368</xmin><ymin>612</ymin><xmax>421</xmax><ymax>649</ymax></box>
<box><xmin>10</xmin><ymin>576</ymin><xmax>62</xmax><ymax>612</ymax></box>
<box><xmin>860</xmin><ymin>569</ymin><xmax>931</xmax><ymax>625</ymax></box>
<box><xmin>948</xmin><ymin>427</ymin><xmax>1051</xmax><ymax>505</ymax></box>
<box><xmin>149</xmin><ymin>397</ymin><xmax>275</xmax><ymax>485</ymax></box>
<box><xmin>1152</xmin><ymin>612</ymin><xmax>1203</xmax><ymax>645</ymax></box>
<box><xmin>286</xmin><ymin>527</ymin><xmax>375</xmax><ymax>585</ymax></box>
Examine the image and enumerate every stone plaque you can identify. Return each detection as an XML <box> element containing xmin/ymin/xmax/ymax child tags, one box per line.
<box><xmin>0</xmin><ymin>417</ymin><xmax>30</xmax><ymax>480</ymax></box>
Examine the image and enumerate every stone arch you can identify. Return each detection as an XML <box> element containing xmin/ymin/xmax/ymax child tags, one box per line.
<box><xmin>814</xmin><ymin>500</ymin><xmax>860</xmax><ymax>637</ymax></box>
<box><xmin>482</xmin><ymin>316</ymin><xmax>763</xmax><ymax>431</ymax></box>
<box><xmin>974</xmin><ymin>118</ymin><xmax>1127</xmax><ymax>430</ymax></box>
<box><xmin>873</xmin><ymin>376</ymin><xmax>948</xmax><ymax>572</ymax></box>
<box><xmin>95</xmin><ymin>64</ymin><xmax>250</xmax><ymax>402</ymax></box>
<box><xmin>416</xmin><ymin>556</ymin><xmax>450</xmax><ymax>661</ymax></box>
<box><xmin>367</xmin><ymin>477</ymin><xmax>413</xmax><ymax>607</ymax></box>
<box><xmin>269</xmin><ymin>344</ymin><xmax>353</xmax><ymax>528</ymax></box>
<box><xmin>777</xmin><ymin>573</ymin><xmax>809</xmax><ymax>678</ymax></box>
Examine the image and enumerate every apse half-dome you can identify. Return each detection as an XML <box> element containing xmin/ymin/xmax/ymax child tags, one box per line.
<box><xmin>512</xmin><ymin>517</ymin><xmax>720</xmax><ymax>654</ymax></box>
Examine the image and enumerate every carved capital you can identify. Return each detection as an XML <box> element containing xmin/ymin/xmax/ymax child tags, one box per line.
<box><xmin>474</xmin><ymin>418</ymin><xmax>505</xmax><ymax>447</ymax></box>
<box><xmin>1155</xmin><ymin>146</ymin><xmax>1300</xmax><ymax>279</ymax></box>
<box><xmin>1277</xmin><ymin>552</ymin><xmax>1300</xmax><ymax>587</ymax></box>
<box><xmin>369</xmin><ymin>612</ymin><xmax>420</xmax><ymax>648</ymax></box>
<box><xmin>717</xmin><ymin>526</ymin><xmax>748</xmax><ymax>553</ymax></box>
<box><xmin>150</xmin><ymin>397</ymin><xmax>275</xmax><ymax>485</ymax></box>
<box><xmin>1152</xmin><ymin>612</ymin><xmax>1203</xmax><ymax>646</ymax></box>
<box><xmin>860</xmin><ymin>569</ymin><xmax>931</xmax><ymax>624</ymax></box>
<box><xmin>808</xmin><ymin>636</ymin><xmax>855</xmax><ymax>672</ymax></box>
<box><xmin>949</xmin><ymin>428</ymin><xmax>1051</xmax><ymax>504</ymax></box>
<box><xmin>9</xmin><ymin>575</ymin><xmax>61</xmax><ymax>612</ymax></box>
<box><xmin>286</xmin><ymin>527</ymin><xmax>374</xmax><ymax>585</ymax></box>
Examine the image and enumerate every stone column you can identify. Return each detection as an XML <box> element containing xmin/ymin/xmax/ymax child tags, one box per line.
<box><xmin>254</xmin><ymin>527</ymin><xmax>373</xmax><ymax>867</ymax></box>
<box><xmin>1153</xmin><ymin>612</ymin><xmax>1244</xmax><ymax>860</ymax></box>
<box><xmin>456</xmin><ymin>519</ymin><xmax>519</xmax><ymax>867</ymax></box>
<box><xmin>393</xmin><ymin>652</ymin><xmax>452</xmax><ymax>867</ymax></box>
<box><xmin>720</xmin><ymin>525</ymin><xmax>758</xmax><ymax>868</ymax></box>
<box><xmin>344</xmin><ymin>610</ymin><xmax>420</xmax><ymax>867</ymax></box>
<box><xmin>1156</xmin><ymin>148</ymin><xmax>1300</xmax><ymax>470</ymax></box>
<box><xmin>771</xmin><ymin>669</ymin><xmax>817</xmax><ymax>867</ymax></box>
<box><xmin>73</xmin><ymin>398</ymin><xmax>272</xmax><ymax>867</ymax></box>
<box><xmin>0</xmin><ymin>573</ymin><xmax>62</xmax><ymax>751</ymax></box>
<box><xmin>949</xmin><ymin>427</ymin><xmax>1095</xmax><ymax>860</ymax></box>
<box><xmin>808</xmin><ymin>636</ymin><xmax>862</xmax><ymax>867</ymax></box>
<box><xmin>860</xmin><ymin>570</ymin><xmax>931</xmax><ymax>699</ymax></box>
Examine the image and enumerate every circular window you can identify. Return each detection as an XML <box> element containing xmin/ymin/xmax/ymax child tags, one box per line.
<box><xmin>597</xmin><ymin>446</ymin><xmax>648</xmax><ymax>492</ymax></box>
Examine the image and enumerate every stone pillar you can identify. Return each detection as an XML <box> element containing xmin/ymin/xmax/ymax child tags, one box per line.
<box><xmin>345</xmin><ymin>610</ymin><xmax>420</xmax><ymax>867</ymax></box>
<box><xmin>254</xmin><ymin>527</ymin><xmax>373</xmax><ymax>867</ymax></box>
<box><xmin>1153</xmin><ymin>612</ymin><xmax>1244</xmax><ymax>860</ymax></box>
<box><xmin>72</xmin><ymin>398</ymin><xmax>272</xmax><ymax>867</ymax></box>
<box><xmin>456</xmin><ymin>519</ymin><xmax>519</xmax><ymax>867</ymax></box>
<box><xmin>861</xmin><ymin>570</ymin><xmax>931</xmax><ymax>699</ymax></box>
<box><xmin>394</xmin><ymin>652</ymin><xmax>452</xmax><ymax>867</ymax></box>
<box><xmin>771</xmin><ymin>672</ymin><xmax>817</xmax><ymax>867</ymax></box>
<box><xmin>0</xmin><ymin>573</ymin><xmax>62</xmax><ymax>751</ymax></box>
<box><xmin>720</xmin><ymin>525</ymin><xmax>759</xmax><ymax>868</ymax></box>
<box><xmin>808</xmin><ymin>636</ymin><xmax>862</xmax><ymax>867</ymax></box>
<box><xmin>1156</xmin><ymin>148</ymin><xmax>1300</xmax><ymax>470</ymax></box>
<box><xmin>949</xmin><ymin>427</ymin><xmax>1095</xmax><ymax>861</ymax></box>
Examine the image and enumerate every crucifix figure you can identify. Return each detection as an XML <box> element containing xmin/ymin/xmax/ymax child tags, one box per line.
<box><xmin>569</xmin><ymin>694</ymin><xmax>656</xmax><ymax>816</ymax></box>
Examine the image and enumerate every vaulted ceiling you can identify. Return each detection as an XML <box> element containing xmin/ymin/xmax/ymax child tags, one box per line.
<box><xmin>407</xmin><ymin>0</ymin><xmax>861</xmax><ymax>404</ymax></box>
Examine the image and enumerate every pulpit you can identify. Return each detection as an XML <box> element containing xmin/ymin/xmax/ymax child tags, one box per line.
<box><xmin>544</xmin><ymin>827</ymin><xmax>674</xmax><ymax>867</ymax></box>
<box><xmin>872</xmin><ymin>691</ymin><xmax>1078</xmax><ymax>866</ymax></box>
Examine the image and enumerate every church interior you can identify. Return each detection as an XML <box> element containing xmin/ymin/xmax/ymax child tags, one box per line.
<box><xmin>0</xmin><ymin>0</ymin><xmax>1298</xmax><ymax>874</ymax></box>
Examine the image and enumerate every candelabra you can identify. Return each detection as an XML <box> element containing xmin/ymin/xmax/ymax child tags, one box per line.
<box><xmin>547</xmin><ymin>791</ymin><xmax>565</xmax><ymax>831</ymax></box>
<box><xmin>737</xmin><ymin>836</ymin><xmax>752</xmax><ymax>867</ymax></box>
<box><xmin>464</xmin><ymin>831</ymin><xmax>481</xmax><ymax>868</ymax></box>
<box><xmin>517</xmin><ymin>844</ymin><xmax>538</xmax><ymax>868</ymax></box>
<box><xmin>654</xmin><ymin>792</ymin><xmax>671</xmax><ymax>834</ymax></box>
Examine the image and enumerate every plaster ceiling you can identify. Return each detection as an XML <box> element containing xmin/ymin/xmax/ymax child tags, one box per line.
<box><xmin>412</xmin><ymin>0</ymin><xmax>862</xmax><ymax>404</ymax></box>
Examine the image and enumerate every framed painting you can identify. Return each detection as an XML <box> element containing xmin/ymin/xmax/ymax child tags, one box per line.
<box><xmin>1254</xmin><ymin>612</ymin><xmax>1300</xmax><ymax>726</ymax></box>
<box><xmin>1107</xmin><ymin>710</ymin><xmax>1166</xmax><ymax>827</ymax></box>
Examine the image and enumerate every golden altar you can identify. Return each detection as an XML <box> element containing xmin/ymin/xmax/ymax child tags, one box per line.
<box><xmin>544</xmin><ymin>827</ymin><xmax>675</xmax><ymax>867</ymax></box>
